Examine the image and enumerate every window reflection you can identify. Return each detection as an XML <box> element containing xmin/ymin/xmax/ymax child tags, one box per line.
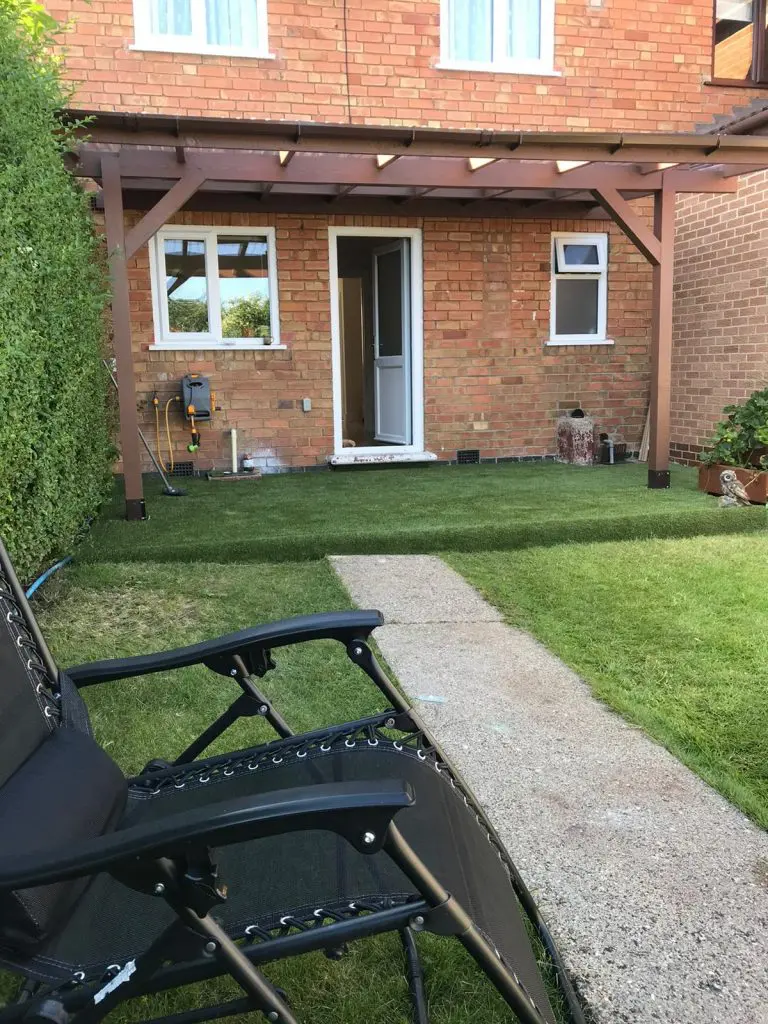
<box><xmin>165</xmin><ymin>238</ymin><xmax>209</xmax><ymax>333</ymax></box>
<box><xmin>218</xmin><ymin>235</ymin><xmax>271</xmax><ymax>339</ymax></box>
<box><xmin>714</xmin><ymin>0</ymin><xmax>755</xmax><ymax>80</ymax></box>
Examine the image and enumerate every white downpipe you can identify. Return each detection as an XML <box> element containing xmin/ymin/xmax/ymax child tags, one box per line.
<box><xmin>230</xmin><ymin>428</ymin><xmax>238</xmax><ymax>474</ymax></box>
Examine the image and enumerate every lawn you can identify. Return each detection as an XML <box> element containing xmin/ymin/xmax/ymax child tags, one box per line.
<box><xmin>78</xmin><ymin>462</ymin><xmax>763</xmax><ymax>565</ymax></box>
<box><xmin>0</xmin><ymin>558</ymin><xmax>561</xmax><ymax>1024</ymax></box>
<box><xmin>448</xmin><ymin>533</ymin><xmax>768</xmax><ymax>829</ymax></box>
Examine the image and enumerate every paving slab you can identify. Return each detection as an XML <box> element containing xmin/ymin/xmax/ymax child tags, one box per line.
<box><xmin>331</xmin><ymin>554</ymin><xmax>768</xmax><ymax>1024</ymax></box>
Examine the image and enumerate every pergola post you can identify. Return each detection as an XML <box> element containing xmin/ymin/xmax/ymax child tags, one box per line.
<box><xmin>101</xmin><ymin>154</ymin><xmax>206</xmax><ymax>520</ymax></box>
<box><xmin>102</xmin><ymin>153</ymin><xmax>146</xmax><ymax>521</ymax></box>
<box><xmin>647</xmin><ymin>182</ymin><xmax>675</xmax><ymax>489</ymax></box>
<box><xmin>591</xmin><ymin>181</ymin><xmax>676</xmax><ymax>488</ymax></box>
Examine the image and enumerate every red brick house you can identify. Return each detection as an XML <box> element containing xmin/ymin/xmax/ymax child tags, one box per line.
<box><xmin>673</xmin><ymin>105</ymin><xmax>768</xmax><ymax>467</ymax></box>
<box><xmin>49</xmin><ymin>0</ymin><xmax>768</xmax><ymax>517</ymax></box>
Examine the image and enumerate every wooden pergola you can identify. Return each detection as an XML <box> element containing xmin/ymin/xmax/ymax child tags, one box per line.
<box><xmin>66</xmin><ymin>110</ymin><xmax>768</xmax><ymax>519</ymax></box>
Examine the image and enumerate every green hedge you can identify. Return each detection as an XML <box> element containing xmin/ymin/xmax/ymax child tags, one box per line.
<box><xmin>0</xmin><ymin>2</ymin><xmax>112</xmax><ymax>578</ymax></box>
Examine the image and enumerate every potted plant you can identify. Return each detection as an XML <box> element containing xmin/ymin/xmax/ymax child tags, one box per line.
<box><xmin>698</xmin><ymin>388</ymin><xmax>768</xmax><ymax>503</ymax></box>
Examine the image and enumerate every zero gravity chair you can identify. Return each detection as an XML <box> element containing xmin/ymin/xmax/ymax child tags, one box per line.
<box><xmin>0</xmin><ymin>541</ymin><xmax>585</xmax><ymax>1024</ymax></box>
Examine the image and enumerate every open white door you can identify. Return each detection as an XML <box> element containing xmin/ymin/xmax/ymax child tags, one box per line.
<box><xmin>372</xmin><ymin>240</ymin><xmax>411</xmax><ymax>444</ymax></box>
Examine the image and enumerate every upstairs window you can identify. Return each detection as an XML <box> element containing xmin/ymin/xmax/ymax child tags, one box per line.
<box><xmin>133</xmin><ymin>0</ymin><xmax>268</xmax><ymax>57</ymax></box>
<box><xmin>550</xmin><ymin>233</ymin><xmax>608</xmax><ymax>344</ymax></box>
<box><xmin>713</xmin><ymin>0</ymin><xmax>768</xmax><ymax>84</ymax></box>
<box><xmin>441</xmin><ymin>0</ymin><xmax>555</xmax><ymax>74</ymax></box>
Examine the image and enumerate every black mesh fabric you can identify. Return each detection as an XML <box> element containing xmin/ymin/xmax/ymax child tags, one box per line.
<box><xmin>0</xmin><ymin>574</ymin><xmax>56</xmax><ymax>787</ymax></box>
<box><xmin>12</xmin><ymin>740</ymin><xmax>555</xmax><ymax>1023</ymax></box>
<box><xmin>0</xmin><ymin>728</ymin><xmax>127</xmax><ymax>955</ymax></box>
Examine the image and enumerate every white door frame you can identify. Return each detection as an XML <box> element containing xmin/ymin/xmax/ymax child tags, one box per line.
<box><xmin>329</xmin><ymin>226</ymin><xmax>424</xmax><ymax>457</ymax></box>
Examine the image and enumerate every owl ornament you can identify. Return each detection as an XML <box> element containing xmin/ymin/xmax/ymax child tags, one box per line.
<box><xmin>719</xmin><ymin>469</ymin><xmax>752</xmax><ymax>508</ymax></box>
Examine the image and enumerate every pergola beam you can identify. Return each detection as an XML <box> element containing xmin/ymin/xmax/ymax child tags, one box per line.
<box><xmin>65</xmin><ymin>111</ymin><xmax>768</xmax><ymax>165</ymax></box>
<box><xmin>589</xmin><ymin>185</ymin><xmax>662</xmax><ymax>265</ymax></box>
<box><xmin>77</xmin><ymin>150</ymin><xmax>739</xmax><ymax>195</ymax></box>
<box><xmin>123</xmin><ymin>166</ymin><xmax>207</xmax><ymax>260</ymax></box>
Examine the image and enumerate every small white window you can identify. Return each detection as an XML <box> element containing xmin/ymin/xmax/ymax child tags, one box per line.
<box><xmin>441</xmin><ymin>0</ymin><xmax>555</xmax><ymax>74</ymax></box>
<box><xmin>150</xmin><ymin>227</ymin><xmax>281</xmax><ymax>349</ymax></box>
<box><xmin>550</xmin><ymin>233</ymin><xmax>608</xmax><ymax>344</ymax></box>
<box><xmin>133</xmin><ymin>0</ymin><xmax>269</xmax><ymax>58</ymax></box>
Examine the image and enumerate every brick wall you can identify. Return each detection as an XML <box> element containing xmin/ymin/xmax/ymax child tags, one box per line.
<box><xmin>672</xmin><ymin>173</ymin><xmax>768</xmax><ymax>466</ymax></box>
<box><xmin>126</xmin><ymin>210</ymin><xmax>651</xmax><ymax>472</ymax></box>
<box><xmin>50</xmin><ymin>0</ymin><xmax>760</xmax><ymax>132</ymax></box>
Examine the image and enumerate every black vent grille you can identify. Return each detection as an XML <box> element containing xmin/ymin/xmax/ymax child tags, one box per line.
<box><xmin>456</xmin><ymin>449</ymin><xmax>480</xmax><ymax>465</ymax></box>
<box><xmin>170</xmin><ymin>461</ymin><xmax>195</xmax><ymax>477</ymax></box>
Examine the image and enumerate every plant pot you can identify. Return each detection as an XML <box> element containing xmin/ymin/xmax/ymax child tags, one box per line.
<box><xmin>698</xmin><ymin>464</ymin><xmax>768</xmax><ymax>504</ymax></box>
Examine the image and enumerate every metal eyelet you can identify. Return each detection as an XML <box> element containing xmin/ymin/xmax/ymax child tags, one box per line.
<box><xmin>247</xmin><ymin>761</ymin><xmax>258</xmax><ymax>770</ymax></box>
<box><xmin>320</xmin><ymin>743</ymin><xmax>331</xmax><ymax>752</ymax></box>
<box><xmin>223</xmin><ymin>767</ymin><xmax>234</xmax><ymax>777</ymax></box>
<box><xmin>279</xmin><ymin>916</ymin><xmax>291</xmax><ymax>926</ymax></box>
<box><xmin>344</xmin><ymin>738</ymin><xmax>356</xmax><ymax>748</ymax></box>
<box><xmin>174</xmin><ymin>781</ymin><xmax>186</xmax><ymax>789</ymax></box>
<box><xmin>313</xmin><ymin>908</ymin><xmax>325</xmax><ymax>918</ymax></box>
<box><xmin>245</xmin><ymin>925</ymin><xmax>258</xmax><ymax>936</ymax></box>
<box><xmin>272</xmin><ymin>756</ymin><xmax>283</xmax><ymax>765</ymax></box>
<box><xmin>72</xmin><ymin>971</ymin><xmax>86</xmax><ymax>983</ymax></box>
<box><xmin>393</xmin><ymin>741</ymin><xmax>403</xmax><ymax>751</ymax></box>
<box><xmin>43</xmin><ymin>706</ymin><xmax>54</xmax><ymax>718</ymax></box>
<box><xmin>296</xmin><ymin>750</ymin><xmax>307</xmax><ymax>758</ymax></box>
<box><xmin>417</xmin><ymin>749</ymin><xmax>427</xmax><ymax>761</ymax></box>
<box><xmin>367</xmin><ymin>738</ymin><xmax>379</xmax><ymax>747</ymax></box>
<box><xmin>348</xmin><ymin>902</ymin><xmax>357</xmax><ymax>911</ymax></box>
<box><xmin>198</xmin><ymin>775</ymin><xmax>210</xmax><ymax>784</ymax></box>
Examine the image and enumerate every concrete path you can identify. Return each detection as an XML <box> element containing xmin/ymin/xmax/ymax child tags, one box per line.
<box><xmin>330</xmin><ymin>554</ymin><xmax>768</xmax><ymax>1024</ymax></box>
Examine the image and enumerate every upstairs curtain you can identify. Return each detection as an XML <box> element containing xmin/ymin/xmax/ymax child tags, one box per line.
<box><xmin>449</xmin><ymin>0</ymin><xmax>493</xmax><ymax>62</ymax></box>
<box><xmin>448</xmin><ymin>0</ymin><xmax>542</xmax><ymax>63</ymax></box>
<box><xmin>150</xmin><ymin>0</ymin><xmax>192</xmax><ymax>36</ymax></box>
<box><xmin>206</xmin><ymin>0</ymin><xmax>260</xmax><ymax>48</ymax></box>
<box><xmin>508</xmin><ymin>0</ymin><xmax>541</xmax><ymax>60</ymax></box>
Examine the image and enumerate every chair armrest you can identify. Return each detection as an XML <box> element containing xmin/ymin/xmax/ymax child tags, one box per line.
<box><xmin>65</xmin><ymin>610</ymin><xmax>384</xmax><ymax>685</ymax></box>
<box><xmin>0</xmin><ymin>779</ymin><xmax>413</xmax><ymax>891</ymax></box>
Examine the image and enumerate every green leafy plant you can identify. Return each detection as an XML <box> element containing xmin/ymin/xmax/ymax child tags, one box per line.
<box><xmin>0</xmin><ymin>0</ymin><xmax>113</xmax><ymax>577</ymax></box>
<box><xmin>699</xmin><ymin>388</ymin><xmax>768</xmax><ymax>469</ymax></box>
<box><xmin>168</xmin><ymin>297</ymin><xmax>209</xmax><ymax>334</ymax></box>
<box><xmin>221</xmin><ymin>295</ymin><xmax>271</xmax><ymax>340</ymax></box>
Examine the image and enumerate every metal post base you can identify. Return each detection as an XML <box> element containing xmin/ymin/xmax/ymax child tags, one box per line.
<box><xmin>125</xmin><ymin>498</ymin><xmax>148</xmax><ymax>520</ymax></box>
<box><xmin>647</xmin><ymin>469</ymin><xmax>671</xmax><ymax>489</ymax></box>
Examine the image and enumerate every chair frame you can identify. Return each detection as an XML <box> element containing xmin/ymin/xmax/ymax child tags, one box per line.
<box><xmin>0</xmin><ymin>543</ymin><xmax>584</xmax><ymax>1024</ymax></box>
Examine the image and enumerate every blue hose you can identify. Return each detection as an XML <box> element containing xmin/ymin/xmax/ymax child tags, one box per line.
<box><xmin>25</xmin><ymin>556</ymin><xmax>73</xmax><ymax>599</ymax></box>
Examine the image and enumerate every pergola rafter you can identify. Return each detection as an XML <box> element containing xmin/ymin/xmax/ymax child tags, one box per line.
<box><xmin>66</xmin><ymin>110</ymin><xmax>768</xmax><ymax>519</ymax></box>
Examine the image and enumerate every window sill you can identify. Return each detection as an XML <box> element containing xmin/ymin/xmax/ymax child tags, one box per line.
<box><xmin>435</xmin><ymin>60</ymin><xmax>561</xmax><ymax>77</ymax></box>
<box><xmin>545</xmin><ymin>338</ymin><xmax>615</xmax><ymax>347</ymax></box>
<box><xmin>705</xmin><ymin>78</ymin><xmax>768</xmax><ymax>89</ymax></box>
<box><xmin>130</xmin><ymin>42</ymin><xmax>275</xmax><ymax>60</ymax></box>
<box><xmin>150</xmin><ymin>343</ymin><xmax>286</xmax><ymax>351</ymax></box>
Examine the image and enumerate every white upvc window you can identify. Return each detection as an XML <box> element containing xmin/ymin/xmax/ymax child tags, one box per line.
<box><xmin>133</xmin><ymin>0</ymin><xmax>269</xmax><ymax>58</ymax></box>
<box><xmin>440</xmin><ymin>0</ymin><xmax>555</xmax><ymax>74</ymax></box>
<box><xmin>550</xmin><ymin>233</ymin><xmax>609</xmax><ymax>345</ymax></box>
<box><xmin>149</xmin><ymin>226</ymin><xmax>281</xmax><ymax>350</ymax></box>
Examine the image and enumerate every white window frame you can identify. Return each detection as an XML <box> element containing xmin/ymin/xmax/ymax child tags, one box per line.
<box><xmin>549</xmin><ymin>232</ymin><xmax>610</xmax><ymax>346</ymax></box>
<box><xmin>132</xmin><ymin>0</ymin><xmax>271</xmax><ymax>59</ymax></box>
<box><xmin>149</xmin><ymin>226</ymin><xmax>282</xmax><ymax>350</ymax></box>
<box><xmin>439</xmin><ymin>0</ymin><xmax>557</xmax><ymax>75</ymax></box>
